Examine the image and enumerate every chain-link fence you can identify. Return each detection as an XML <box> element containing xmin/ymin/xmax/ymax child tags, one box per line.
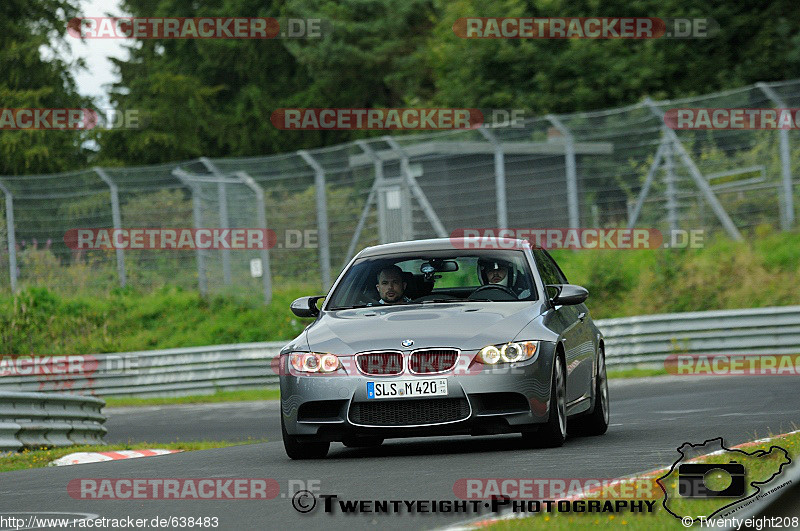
<box><xmin>1</xmin><ymin>79</ymin><xmax>798</xmax><ymax>302</ymax></box>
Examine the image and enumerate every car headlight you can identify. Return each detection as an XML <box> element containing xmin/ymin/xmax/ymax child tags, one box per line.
<box><xmin>476</xmin><ymin>341</ymin><xmax>538</xmax><ymax>365</ymax></box>
<box><xmin>289</xmin><ymin>352</ymin><xmax>342</xmax><ymax>373</ymax></box>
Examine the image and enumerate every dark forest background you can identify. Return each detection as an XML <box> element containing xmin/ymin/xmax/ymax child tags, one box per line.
<box><xmin>3</xmin><ymin>0</ymin><xmax>799</xmax><ymax>174</ymax></box>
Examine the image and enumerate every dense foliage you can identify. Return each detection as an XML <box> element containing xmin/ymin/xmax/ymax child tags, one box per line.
<box><xmin>0</xmin><ymin>0</ymin><xmax>94</xmax><ymax>174</ymax></box>
<box><xmin>6</xmin><ymin>0</ymin><xmax>799</xmax><ymax>170</ymax></box>
<box><xmin>97</xmin><ymin>0</ymin><xmax>800</xmax><ymax>163</ymax></box>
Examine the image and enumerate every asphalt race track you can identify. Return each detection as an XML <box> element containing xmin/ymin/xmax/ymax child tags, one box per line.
<box><xmin>2</xmin><ymin>375</ymin><xmax>799</xmax><ymax>530</ymax></box>
<box><xmin>104</xmin><ymin>401</ymin><xmax>282</xmax><ymax>444</ymax></box>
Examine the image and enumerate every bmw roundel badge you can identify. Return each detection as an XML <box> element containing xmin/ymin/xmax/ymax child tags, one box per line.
<box><xmin>401</xmin><ymin>339</ymin><xmax>414</xmax><ymax>347</ymax></box>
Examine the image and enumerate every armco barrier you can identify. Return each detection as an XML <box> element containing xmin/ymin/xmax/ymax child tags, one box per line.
<box><xmin>0</xmin><ymin>307</ymin><xmax>798</xmax><ymax>398</ymax></box>
<box><xmin>0</xmin><ymin>342</ymin><xmax>286</xmax><ymax>397</ymax></box>
<box><xmin>0</xmin><ymin>392</ymin><xmax>106</xmax><ymax>451</ymax></box>
<box><xmin>597</xmin><ymin>305</ymin><xmax>800</xmax><ymax>367</ymax></box>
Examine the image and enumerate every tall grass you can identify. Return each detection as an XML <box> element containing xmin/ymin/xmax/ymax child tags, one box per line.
<box><xmin>0</xmin><ymin>283</ymin><xmax>315</xmax><ymax>355</ymax></box>
<box><xmin>550</xmin><ymin>228</ymin><xmax>800</xmax><ymax>318</ymax></box>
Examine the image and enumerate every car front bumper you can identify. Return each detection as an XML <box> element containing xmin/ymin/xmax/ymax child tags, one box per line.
<box><xmin>279</xmin><ymin>341</ymin><xmax>557</xmax><ymax>442</ymax></box>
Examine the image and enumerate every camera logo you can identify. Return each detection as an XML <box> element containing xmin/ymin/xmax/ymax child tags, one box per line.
<box><xmin>677</xmin><ymin>462</ymin><xmax>745</xmax><ymax>497</ymax></box>
<box><xmin>657</xmin><ymin>437</ymin><xmax>791</xmax><ymax>522</ymax></box>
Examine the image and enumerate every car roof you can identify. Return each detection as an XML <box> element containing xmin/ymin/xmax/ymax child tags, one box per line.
<box><xmin>355</xmin><ymin>237</ymin><xmax>531</xmax><ymax>258</ymax></box>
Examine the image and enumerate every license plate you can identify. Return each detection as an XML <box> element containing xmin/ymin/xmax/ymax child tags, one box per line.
<box><xmin>366</xmin><ymin>378</ymin><xmax>448</xmax><ymax>399</ymax></box>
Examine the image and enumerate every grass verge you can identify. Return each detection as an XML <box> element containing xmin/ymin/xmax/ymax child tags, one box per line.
<box><xmin>0</xmin><ymin>439</ymin><xmax>265</xmax><ymax>473</ymax></box>
<box><xmin>485</xmin><ymin>429</ymin><xmax>800</xmax><ymax>530</ymax></box>
<box><xmin>104</xmin><ymin>388</ymin><xmax>280</xmax><ymax>407</ymax></box>
<box><xmin>607</xmin><ymin>367</ymin><xmax>668</xmax><ymax>379</ymax></box>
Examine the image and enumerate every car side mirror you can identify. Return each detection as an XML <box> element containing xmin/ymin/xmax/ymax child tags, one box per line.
<box><xmin>546</xmin><ymin>284</ymin><xmax>588</xmax><ymax>306</ymax></box>
<box><xmin>290</xmin><ymin>296</ymin><xmax>325</xmax><ymax>318</ymax></box>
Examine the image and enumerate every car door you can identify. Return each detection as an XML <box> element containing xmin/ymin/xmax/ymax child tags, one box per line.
<box><xmin>533</xmin><ymin>249</ymin><xmax>593</xmax><ymax>405</ymax></box>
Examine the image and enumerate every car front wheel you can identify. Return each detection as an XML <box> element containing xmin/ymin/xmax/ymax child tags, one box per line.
<box><xmin>568</xmin><ymin>347</ymin><xmax>609</xmax><ymax>436</ymax></box>
<box><xmin>522</xmin><ymin>354</ymin><xmax>566</xmax><ymax>448</ymax></box>
<box><xmin>281</xmin><ymin>413</ymin><xmax>330</xmax><ymax>459</ymax></box>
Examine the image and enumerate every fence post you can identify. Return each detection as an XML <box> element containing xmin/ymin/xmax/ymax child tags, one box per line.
<box><xmin>353</xmin><ymin>140</ymin><xmax>385</xmax><ymax>248</ymax></box>
<box><xmin>234</xmin><ymin>172</ymin><xmax>272</xmax><ymax>304</ymax></box>
<box><xmin>663</xmin><ymin>140</ymin><xmax>679</xmax><ymax>233</ymax></box>
<box><xmin>0</xmin><ymin>179</ymin><xmax>17</xmax><ymax>292</ymax></box>
<box><xmin>341</xmin><ymin>141</ymin><xmax>382</xmax><ymax>268</ymax></box>
<box><xmin>478</xmin><ymin>127</ymin><xmax>508</xmax><ymax>229</ymax></box>
<box><xmin>546</xmin><ymin>115</ymin><xmax>580</xmax><ymax>228</ymax></box>
<box><xmin>297</xmin><ymin>150</ymin><xmax>332</xmax><ymax>291</ymax></box>
<box><xmin>382</xmin><ymin>136</ymin><xmax>447</xmax><ymax>238</ymax></box>
<box><xmin>756</xmin><ymin>82</ymin><xmax>795</xmax><ymax>231</ymax></box>
<box><xmin>172</xmin><ymin>169</ymin><xmax>208</xmax><ymax>296</ymax></box>
<box><xmin>94</xmin><ymin>167</ymin><xmax>127</xmax><ymax>288</ymax></box>
<box><xmin>199</xmin><ymin>157</ymin><xmax>232</xmax><ymax>285</ymax></box>
<box><xmin>643</xmin><ymin>98</ymin><xmax>743</xmax><ymax>241</ymax></box>
<box><xmin>378</xmin><ymin>137</ymin><xmax>410</xmax><ymax>240</ymax></box>
<box><xmin>628</xmin><ymin>139</ymin><xmax>667</xmax><ymax>228</ymax></box>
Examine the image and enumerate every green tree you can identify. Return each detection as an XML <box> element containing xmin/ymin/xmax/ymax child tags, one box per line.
<box><xmin>0</xmin><ymin>0</ymin><xmax>94</xmax><ymax>174</ymax></box>
<box><xmin>425</xmin><ymin>0</ymin><xmax>800</xmax><ymax>113</ymax></box>
<box><xmin>99</xmin><ymin>0</ymin><xmax>800</xmax><ymax>163</ymax></box>
<box><xmin>98</xmin><ymin>0</ymin><xmax>439</xmax><ymax>163</ymax></box>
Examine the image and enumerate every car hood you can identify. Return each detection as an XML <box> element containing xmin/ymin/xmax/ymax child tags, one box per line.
<box><xmin>304</xmin><ymin>302</ymin><xmax>539</xmax><ymax>354</ymax></box>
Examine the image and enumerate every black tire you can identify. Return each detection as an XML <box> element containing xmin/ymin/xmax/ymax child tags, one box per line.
<box><xmin>522</xmin><ymin>354</ymin><xmax>566</xmax><ymax>448</ymax></box>
<box><xmin>342</xmin><ymin>437</ymin><xmax>384</xmax><ymax>448</ymax></box>
<box><xmin>281</xmin><ymin>414</ymin><xmax>330</xmax><ymax>459</ymax></box>
<box><xmin>568</xmin><ymin>347</ymin><xmax>609</xmax><ymax>436</ymax></box>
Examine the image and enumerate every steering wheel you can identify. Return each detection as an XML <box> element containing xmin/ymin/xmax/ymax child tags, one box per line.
<box><xmin>469</xmin><ymin>284</ymin><xmax>517</xmax><ymax>299</ymax></box>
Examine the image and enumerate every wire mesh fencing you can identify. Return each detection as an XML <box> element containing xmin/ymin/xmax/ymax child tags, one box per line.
<box><xmin>0</xmin><ymin>79</ymin><xmax>799</xmax><ymax>302</ymax></box>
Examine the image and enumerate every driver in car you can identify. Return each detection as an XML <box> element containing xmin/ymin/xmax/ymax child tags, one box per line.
<box><xmin>477</xmin><ymin>258</ymin><xmax>531</xmax><ymax>299</ymax></box>
<box><xmin>375</xmin><ymin>265</ymin><xmax>412</xmax><ymax>305</ymax></box>
<box><xmin>478</xmin><ymin>258</ymin><xmax>511</xmax><ymax>287</ymax></box>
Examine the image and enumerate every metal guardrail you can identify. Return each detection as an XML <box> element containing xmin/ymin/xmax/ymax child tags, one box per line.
<box><xmin>0</xmin><ymin>342</ymin><xmax>286</xmax><ymax>397</ymax></box>
<box><xmin>0</xmin><ymin>307</ymin><xmax>797</xmax><ymax>398</ymax></box>
<box><xmin>596</xmin><ymin>305</ymin><xmax>800</xmax><ymax>367</ymax></box>
<box><xmin>0</xmin><ymin>392</ymin><xmax>106</xmax><ymax>451</ymax></box>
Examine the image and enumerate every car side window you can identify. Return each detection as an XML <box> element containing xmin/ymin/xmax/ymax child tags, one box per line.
<box><xmin>544</xmin><ymin>251</ymin><xmax>568</xmax><ymax>284</ymax></box>
<box><xmin>533</xmin><ymin>250</ymin><xmax>567</xmax><ymax>285</ymax></box>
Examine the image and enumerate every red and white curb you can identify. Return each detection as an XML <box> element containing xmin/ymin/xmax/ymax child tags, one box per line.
<box><xmin>49</xmin><ymin>449</ymin><xmax>183</xmax><ymax>466</ymax></box>
<box><xmin>441</xmin><ymin>429</ymin><xmax>800</xmax><ymax>530</ymax></box>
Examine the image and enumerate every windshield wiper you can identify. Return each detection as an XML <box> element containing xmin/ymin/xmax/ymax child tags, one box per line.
<box><xmin>329</xmin><ymin>305</ymin><xmax>370</xmax><ymax>310</ymax></box>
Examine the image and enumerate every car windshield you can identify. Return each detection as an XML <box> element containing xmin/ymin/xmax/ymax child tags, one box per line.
<box><xmin>326</xmin><ymin>250</ymin><xmax>537</xmax><ymax>310</ymax></box>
